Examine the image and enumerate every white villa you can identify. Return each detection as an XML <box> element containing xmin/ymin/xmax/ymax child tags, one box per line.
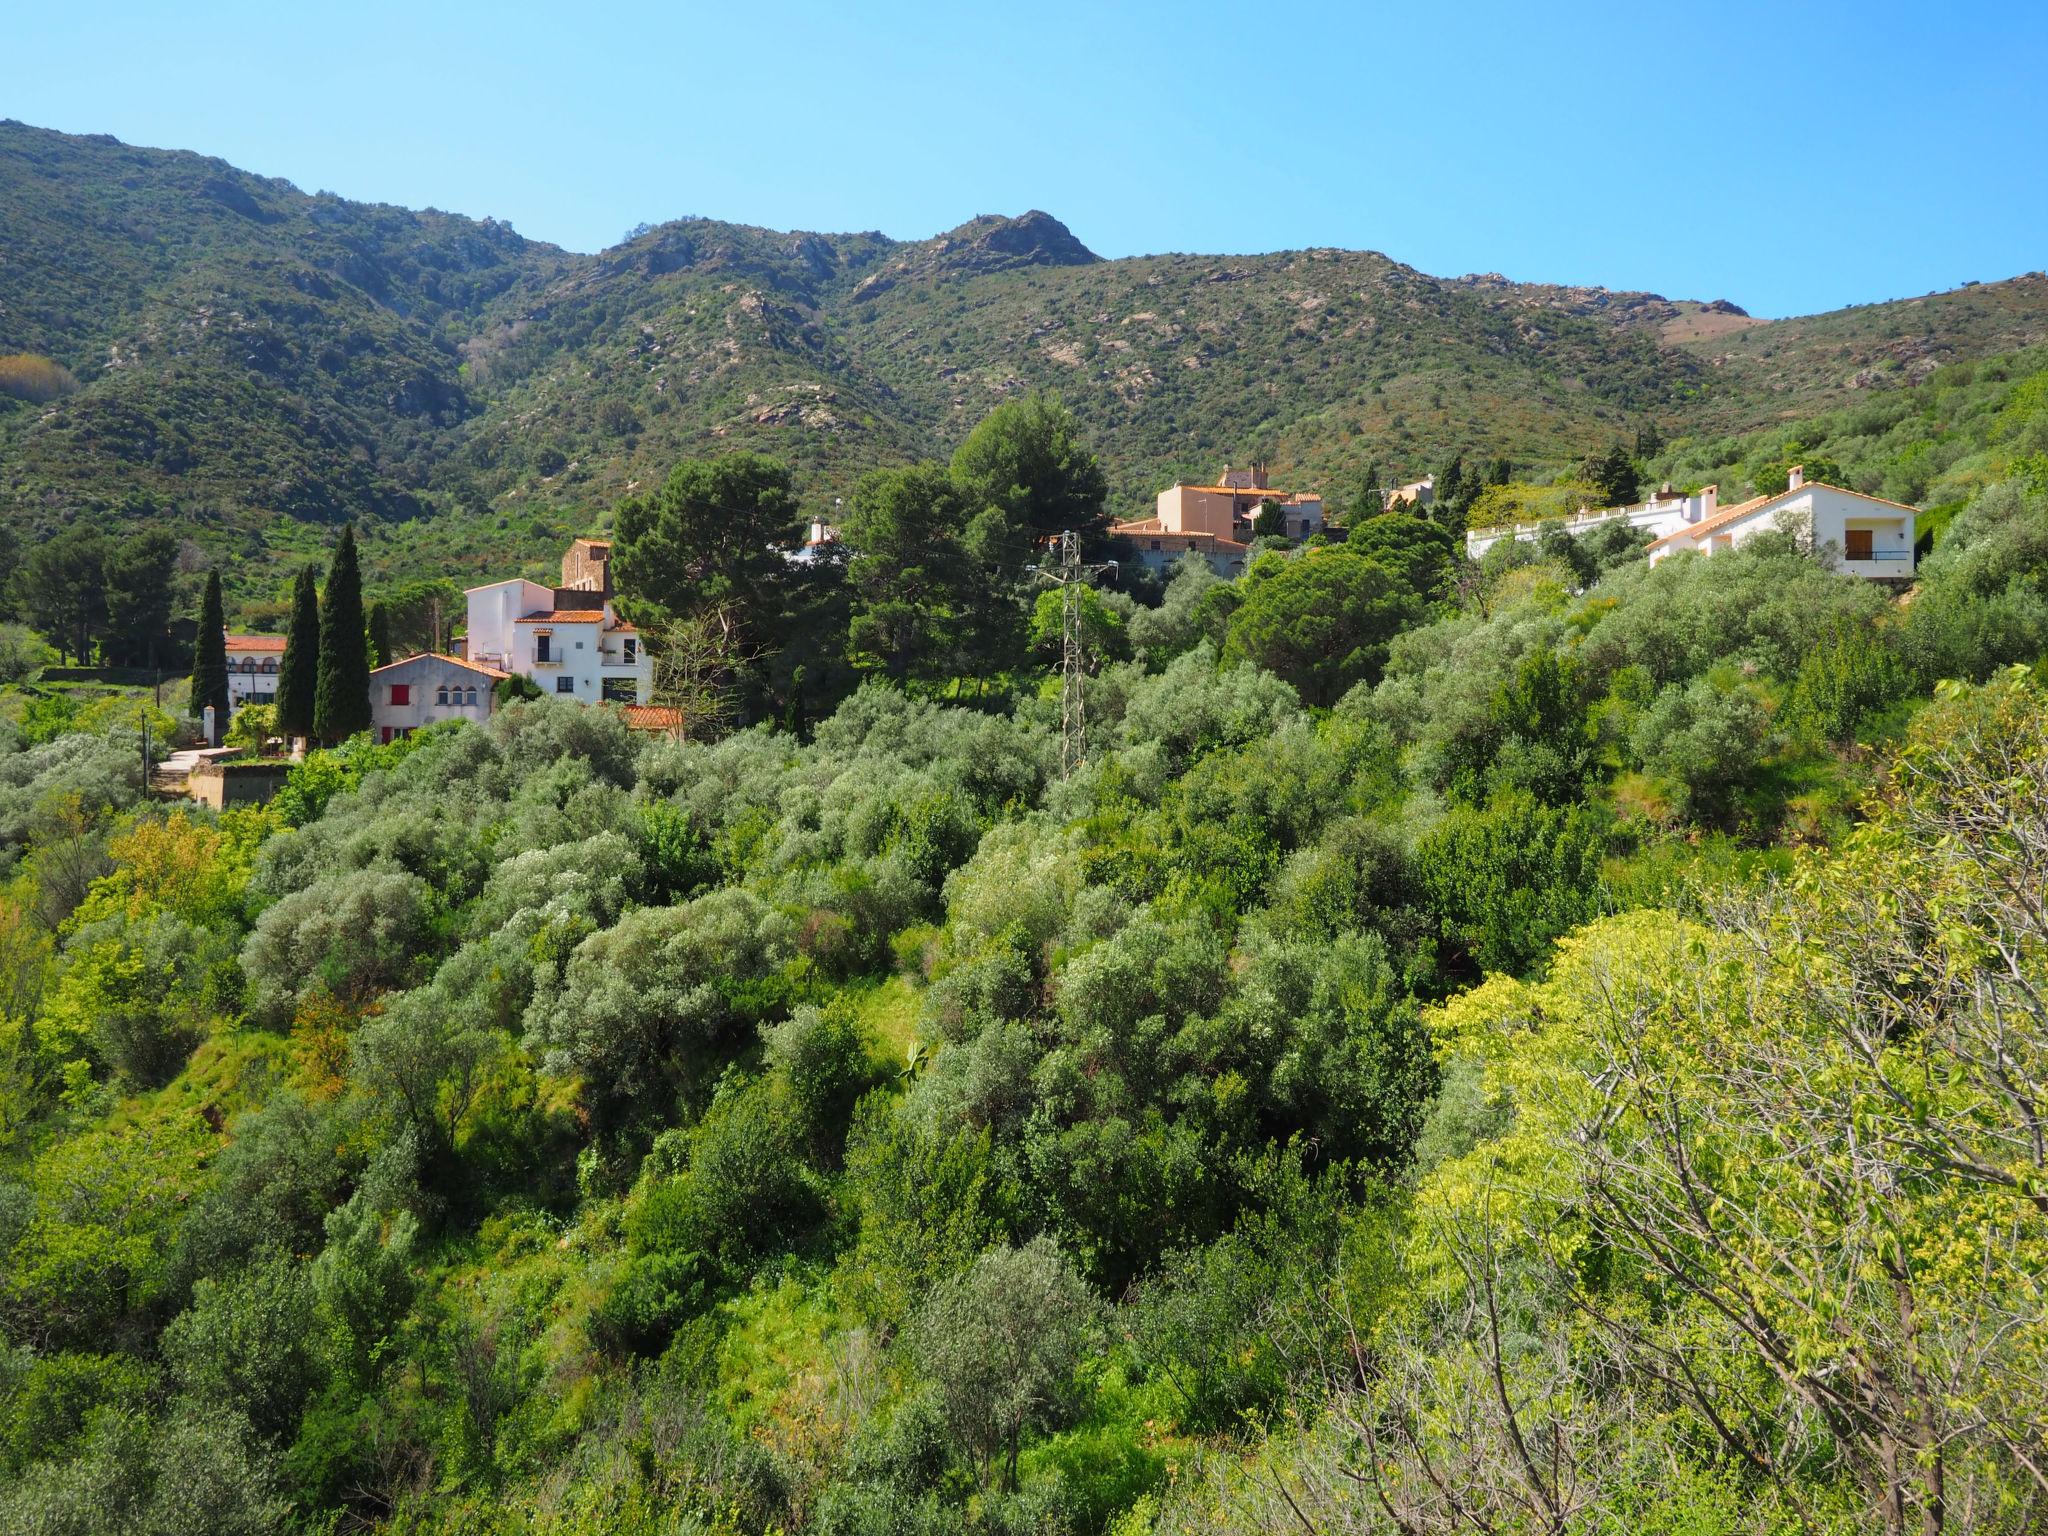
<box><xmin>1467</xmin><ymin>467</ymin><xmax>1917</xmax><ymax>581</ymax></box>
<box><xmin>463</xmin><ymin>537</ymin><xmax>653</xmax><ymax>705</ymax></box>
<box><xmin>225</xmin><ymin>633</ymin><xmax>286</xmax><ymax>710</ymax></box>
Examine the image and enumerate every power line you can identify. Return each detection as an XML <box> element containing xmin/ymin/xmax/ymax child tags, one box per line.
<box><xmin>1034</xmin><ymin>531</ymin><xmax>1118</xmax><ymax>779</ymax></box>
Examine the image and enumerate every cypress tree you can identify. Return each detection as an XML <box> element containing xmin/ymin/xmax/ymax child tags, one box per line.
<box><xmin>368</xmin><ymin>601</ymin><xmax>395</xmax><ymax>668</ymax></box>
<box><xmin>313</xmin><ymin>526</ymin><xmax>371</xmax><ymax>743</ymax></box>
<box><xmin>191</xmin><ymin>571</ymin><xmax>229</xmax><ymax>733</ymax></box>
<box><xmin>275</xmin><ymin>566</ymin><xmax>320</xmax><ymax>742</ymax></box>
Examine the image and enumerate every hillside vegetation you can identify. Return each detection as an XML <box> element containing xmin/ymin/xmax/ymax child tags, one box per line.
<box><xmin>2</xmin><ymin>356</ymin><xmax>2047</xmax><ymax>1531</ymax></box>
<box><xmin>5</xmin><ymin>119</ymin><xmax>2048</xmax><ymax>616</ymax></box>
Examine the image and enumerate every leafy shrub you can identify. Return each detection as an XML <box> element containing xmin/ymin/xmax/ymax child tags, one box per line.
<box><xmin>1416</xmin><ymin>793</ymin><xmax>1608</xmax><ymax>975</ymax></box>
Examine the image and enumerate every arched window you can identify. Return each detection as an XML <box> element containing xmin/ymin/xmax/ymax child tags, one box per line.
<box><xmin>464</xmin><ymin>687</ymin><xmax>478</xmax><ymax>707</ymax></box>
<box><xmin>436</xmin><ymin>686</ymin><xmax>449</xmax><ymax>706</ymax></box>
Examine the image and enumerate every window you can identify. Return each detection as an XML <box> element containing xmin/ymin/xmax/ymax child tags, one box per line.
<box><xmin>389</xmin><ymin>684</ymin><xmax>410</xmax><ymax>705</ymax></box>
<box><xmin>435</xmin><ymin>686</ymin><xmax>449</xmax><ymax>706</ymax></box>
<box><xmin>1845</xmin><ymin>528</ymin><xmax>1874</xmax><ymax>560</ymax></box>
<box><xmin>1150</xmin><ymin>540</ymin><xmax>1162</xmax><ymax>551</ymax></box>
<box><xmin>603</xmin><ymin>677</ymin><xmax>636</xmax><ymax>702</ymax></box>
<box><xmin>556</xmin><ymin>677</ymin><xmax>575</xmax><ymax>694</ymax></box>
<box><xmin>623</xmin><ymin>637</ymin><xmax>637</xmax><ymax>664</ymax></box>
<box><xmin>261</xmin><ymin>658</ymin><xmax>277</xmax><ymax>673</ymax></box>
<box><xmin>574</xmin><ymin>639</ymin><xmax>584</xmax><ymax>650</ymax></box>
<box><xmin>535</xmin><ymin>633</ymin><xmax>552</xmax><ymax>662</ymax></box>
<box><xmin>464</xmin><ymin>687</ymin><xmax>478</xmax><ymax>707</ymax></box>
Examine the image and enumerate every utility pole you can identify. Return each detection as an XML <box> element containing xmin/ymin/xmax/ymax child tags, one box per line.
<box><xmin>1036</xmin><ymin>530</ymin><xmax>1117</xmax><ymax>779</ymax></box>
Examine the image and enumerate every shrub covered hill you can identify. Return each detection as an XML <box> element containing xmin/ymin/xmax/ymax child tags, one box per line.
<box><xmin>5</xmin><ymin>117</ymin><xmax>2048</xmax><ymax>598</ymax></box>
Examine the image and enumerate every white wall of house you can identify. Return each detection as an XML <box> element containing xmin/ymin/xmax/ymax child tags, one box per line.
<box><xmin>225</xmin><ymin>637</ymin><xmax>286</xmax><ymax>710</ymax></box>
<box><xmin>464</xmin><ymin>580</ymin><xmax>555</xmax><ymax>671</ymax></box>
<box><xmin>463</xmin><ymin>577</ymin><xmax>652</xmax><ymax>705</ymax></box>
<box><xmin>1648</xmin><ymin>479</ymin><xmax>1915</xmax><ymax>578</ymax></box>
<box><xmin>370</xmin><ymin>655</ymin><xmax>499</xmax><ymax>743</ymax></box>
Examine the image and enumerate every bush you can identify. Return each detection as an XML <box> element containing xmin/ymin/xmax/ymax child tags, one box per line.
<box><xmin>908</xmin><ymin>1237</ymin><xmax>1096</xmax><ymax>1491</ymax></box>
<box><xmin>1416</xmin><ymin>793</ymin><xmax>1608</xmax><ymax>975</ymax></box>
<box><xmin>162</xmin><ymin>1254</ymin><xmax>322</xmax><ymax>1442</ymax></box>
<box><xmin>1630</xmin><ymin>672</ymin><xmax>1775</xmax><ymax>821</ymax></box>
<box><xmin>240</xmin><ymin>867</ymin><xmax>436</xmax><ymax>1024</ymax></box>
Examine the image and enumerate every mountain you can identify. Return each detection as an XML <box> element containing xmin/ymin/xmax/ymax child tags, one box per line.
<box><xmin>4</xmin><ymin>118</ymin><xmax>2046</xmax><ymax>600</ymax></box>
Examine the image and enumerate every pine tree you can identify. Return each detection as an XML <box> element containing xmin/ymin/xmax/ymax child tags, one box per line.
<box><xmin>191</xmin><ymin>571</ymin><xmax>229</xmax><ymax>734</ymax></box>
<box><xmin>313</xmin><ymin>526</ymin><xmax>371</xmax><ymax>743</ymax></box>
<box><xmin>275</xmin><ymin>566</ymin><xmax>320</xmax><ymax>743</ymax></box>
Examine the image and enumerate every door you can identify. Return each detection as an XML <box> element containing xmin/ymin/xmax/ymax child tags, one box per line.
<box><xmin>1845</xmin><ymin>528</ymin><xmax>1873</xmax><ymax>561</ymax></box>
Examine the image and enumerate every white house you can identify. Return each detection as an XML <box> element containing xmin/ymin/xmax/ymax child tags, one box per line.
<box><xmin>463</xmin><ymin>537</ymin><xmax>653</xmax><ymax>705</ymax></box>
<box><xmin>1466</xmin><ymin>468</ymin><xmax>1916</xmax><ymax>581</ymax></box>
<box><xmin>1644</xmin><ymin>468</ymin><xmax>1916</xmax><ymax>578</ymax></box>
<box><xmin>369</xmin><ymin>654</ymin><xmax>506</xmax><ymax>744</ymax></box>
<box><xmin>225</xmin><ymin>634</ymin><xmax>286</xmax><ymax>711</ymax></box>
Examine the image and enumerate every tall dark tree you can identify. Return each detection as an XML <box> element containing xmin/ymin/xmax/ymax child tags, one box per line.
<box><xmin>191</xmin><ymin>571</ymin><xmax>229</xmax><ymax>729</ymax></box>
<box><xmin>1579</xmin><ymin>444</ymin><xmax>1639</xmax><ymax>509</ymax></box>
<box><xmin>102</xmin><ymin>530</ymin><xmax>178</xmax><ymax>668</ymax></box>
<box><xmin>950</xmin><ymin>392</ymin><xmax>1110</xmax><ymax>550</ymax></box>
<box><xmin>15</xmin><ymin>533</ymin><xmax>106</xmax><ymax>663</ymax></box>
<box><xmin>274</xmin><ymin>566</ymin><xmax>320</xmax><ymax>742</ymax></box>
<box><xmin>613</xmin><ymin>453</ymin><xmax>803</xmax><ymax>640</ymax></box>
<box><xmin>313</xmin><ymin>526</ymin><xmax>371</xmax><ymax>742</ymax></box>
<box><xmin>841</xmin><ymin>462</ymin><xmax>978</xmax><ymax>683</ymax></box>
<box><xmin>1356</xmin><ymin>460</ymin><xmax>1383</xmax><ymax>521</ymax></box>
<box><xmin>368</xmin><ymin>601</ymin><xmax>396</xmax><ymax>667</ymax></box>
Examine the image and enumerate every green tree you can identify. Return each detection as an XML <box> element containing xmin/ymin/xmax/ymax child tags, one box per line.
<box><xmin>191</xmin><ymin>571</ymin><xmax>229</xmax><ymax>729</ymax></box>
<box><xmin>1345</xmin><ymin>514</ymin><xmax>1461</xmax><ymax>603</ymax></box>
<box><xmin>1223</xmin><ymin>551</ymin><xmax>1424</xmax><ymax>706</ymax></box>
<box><xmin>909</xmin><ymin>1237</ymin><xmax>1096</xmax><ymax>1490</ymax></box>
<box><xmin>312</xmin><ymin>526</ymin><xmax>370</xmax><ymax>743</ymax></box>
<box><xmin>366</xmin><ymin>600</ymin><xmax>395</xmax><ymax>667</ymax></box>
<box><xmin>1252</xmin><ymin>498</ymin><xmax>1286</xmax><ymax>539</ymax></box>
<box><xmin>612</xmin><ymin>453</ymin><xmax>803</xmax><ymax>639</ymax></box>
<box><xmin>841</xmin><ymin>462</ymin><xmax>977</xmax><ymax>682</ymax></box>
<box><xmin>950</xmin><ymin>392</ymin><xmax>1110</xmax><ymax>548</ymax></box>
<box><xmin>14</xmin><ymin>533</ymin><xmax>105</xmax><ymax>664</ymax></box>
<box><xmin>101</xmin><ymin>530</ymin><xmax>177</xmax><ymax>668</ymax></box>
<box><xmin>273</xmin><ymin>566</ymin><xmax>319</xmax><ymax>743</ymax></box>
<box><xmin>1578</xmin><ymin>443</ymin><xmax>1639</xmax><ymax>508</ymax></box>
<box><xmin>1355</xmin><ymin>459</ymin><xmax>1383</xmax><ymax>521</ymax></box>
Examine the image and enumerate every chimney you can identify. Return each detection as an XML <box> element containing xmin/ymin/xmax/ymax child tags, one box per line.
<box><xmin>1701</xmin><ymin>484</ymin><xmax>1718</xmax><ymax>516</ymax></box>
<box><xmin>1787</xmin><ymin>464</ymin><xmax>1805</xmax><ymax>490</ymax></box>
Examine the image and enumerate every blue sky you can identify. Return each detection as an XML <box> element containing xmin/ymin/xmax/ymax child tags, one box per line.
<box><xmin>12</xmin><ymin>0</ymin><xmax>2045</xmax><ymax>317</ymax></box>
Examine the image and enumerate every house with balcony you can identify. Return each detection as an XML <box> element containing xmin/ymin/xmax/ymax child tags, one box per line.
<box><xmin>1467</xmin><ymin>468</ymin><xmax>1917</xmax><ymax>582</ymax></box>
<box><xmin>1111</xmin><ymin>463</ymin><xmax>1325</xmax><ymax>575</ymax></box>
<box><xmin>225</xmin><ymin>634</ymin><xmax>286</xmax><ymax>711</ymax></box>
<box><xmin>1644</xmin><ymin>467</ymin><xmax>1916</xmax><ymax>579</ymax></box>
<box><xmin>463</xmin><ymin>538</ymin><xmax>653</xmax><ymax>705</ymax></box>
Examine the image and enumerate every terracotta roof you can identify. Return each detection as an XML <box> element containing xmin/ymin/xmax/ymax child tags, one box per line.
<box><xmin>225</xmin><ymin>633</ymin><xmax>287</xmax><ymax>652</ymax></box>
<box><xmin>570</xmin><ymin>537</ymin><xmax>612</xmax><ymax>552</ymax></box>
<box><xmin>619</xmin><ymin>705</ymin><xmax>681</xmax><ymax>731</ymax></box>
<box><xmin>608</xmin><ymin>620</ymin><xmax>639</xmax><ymax>634</ymax></box>
<box><xmin>1173</xmin><ymin>485</ymin><xmax>1320</xmax><ymax>501</ymax></box>
<box><xmin>515</xmin><ymin>609</ymin><xmax>606</xmax><ymax>624</ymax></box>
<box><xmin>371</xmin><ymin>652</ymin><xmax>510</xmax><ymax>680</ymax></box>
<box><xmin>1644</xmin><ymin>481</ymin><xmax>1917</xmax><ymax>552</ymax></box>
<box><xmin>1111</xmin><ymin>520</ymin><xmax>1248</xmax><ymax>552</ymax></box>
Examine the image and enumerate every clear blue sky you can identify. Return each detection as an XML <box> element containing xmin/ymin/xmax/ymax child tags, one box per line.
<box><xmin>12</xmin><ymin>0</ymin><xmax>2045</xmax><ymax>317</ymax></box>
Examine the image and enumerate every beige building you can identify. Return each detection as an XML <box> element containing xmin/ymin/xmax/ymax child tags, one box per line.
<box><xmin>370</xmin><ymin>653</ymin><xmax>508</xmax><ymax>744</ymax></box>
<box><xmin>1112</xmin><ymin>463</ymin><xmax>1325</xmax><ymax>575</ymax></box>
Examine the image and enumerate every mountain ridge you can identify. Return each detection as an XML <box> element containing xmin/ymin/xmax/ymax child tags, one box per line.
<box><xmin>4</xmin><ymin>119</ymin><xmax>2046</xmax><ymax>598</ymax></box>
